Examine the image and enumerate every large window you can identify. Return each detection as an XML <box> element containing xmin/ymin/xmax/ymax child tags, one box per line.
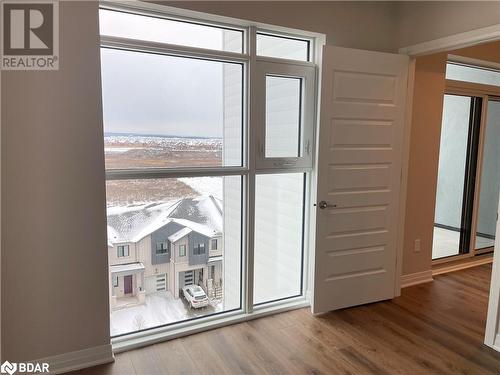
<box><xmin>254</xmin><ymin>173</ymin><xmax>305</xmax><ymax>304</ymax></box>
<box><xmin>100</xmin><ymin>3</ymin><xmax>317</xmax><ymax>339</ymax></box>
<box><xmin>101</xmin><ymin>48</ymin><xmax>243</xmax><ymax>169</ymax></box>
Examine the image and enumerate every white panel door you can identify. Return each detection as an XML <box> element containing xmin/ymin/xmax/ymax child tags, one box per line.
<box><xmin>313</xmin><ymin>46</ymin><xmax>408</xmax><ymax>313</ymax></box>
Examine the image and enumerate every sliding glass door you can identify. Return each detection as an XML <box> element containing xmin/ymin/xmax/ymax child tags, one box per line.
<box><xmin>433</xmin><ymin>94</ymin><xmax>482</xmax><ymax>260</ymax></box>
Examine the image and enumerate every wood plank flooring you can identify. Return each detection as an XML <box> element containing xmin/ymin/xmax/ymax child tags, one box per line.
<box><xmin>71</xmin><ymin>264</ymin><xmax>500</xmax><ymax>374</ymax></box>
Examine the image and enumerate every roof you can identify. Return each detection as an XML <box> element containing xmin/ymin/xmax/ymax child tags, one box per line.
<box><xmin>168</xmin><ymin>227</ymin><xmax>192</xmax><ymax>243</ymax></box>
<box><xmin>106</xmin><ymin>200</ymin><xmax>181</xmax><ymax>244</ymax></box>
<box><xmin>107</xmin><ymin>195</ymin><xmax>223</xmax><ymax>246</ymax></box>
<box><xmin>171</xmin><ymin>218</ymin><xmax>220</xmax><ymax>238</ymax></box>
<box><xmin>109</xmin><ymin>262</ymin><xmax>145</xmax><ymax>274</ymax></box>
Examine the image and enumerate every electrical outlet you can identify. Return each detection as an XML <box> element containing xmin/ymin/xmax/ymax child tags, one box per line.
<box><xmin>414</xmin><ymin>239</ymin><xmax>421</xmax><ymax>253</ymax></box>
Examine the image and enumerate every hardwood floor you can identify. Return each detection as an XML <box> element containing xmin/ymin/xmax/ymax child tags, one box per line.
<box><xmin>71</xmin><ymin>264</ymin><xmax>500</xmax><ymax>375</ymax></box>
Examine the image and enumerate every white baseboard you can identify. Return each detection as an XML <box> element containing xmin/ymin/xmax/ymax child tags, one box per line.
<box><xmin>33</xmin><ymin>344</ymin><xmax>114</xmax><ymax>374</ymax></box>
<box><xmin>401</xmin><ymin>270</ymin><xmax>433</xmax><ymax>288</ymax></box>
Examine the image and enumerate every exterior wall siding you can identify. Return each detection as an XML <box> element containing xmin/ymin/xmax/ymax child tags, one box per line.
<box><xmin>150</xmin><ymin>221</ymin><xmax>184</xmax><ymax>265</ymax></box>
<box><xmin>108</xmin><ymin>242</ymin><xmax>136</xmax><ymax>266</ymax></box>
<box><xmin>188</xmin><ymin>231</ymin><xmax>210</xmax><ymax>266</ymax></box>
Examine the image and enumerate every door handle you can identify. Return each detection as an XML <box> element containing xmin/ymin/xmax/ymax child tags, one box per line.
<box><xmin>316</xmin><ymin>201</ymin><xmax>337</xmax><ymax>209</ymax></box>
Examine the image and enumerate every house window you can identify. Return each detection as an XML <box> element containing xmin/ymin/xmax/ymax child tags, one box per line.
<box><xmin>194</xmin><ymin>243</ymin><xmax>205</xmax><ymax>255</ymax></box>
<box><xmin>100</xmin><ymin>2</ymin><xmax>316</xmax><ymax>339</ymax></box>
<box><xmin>113</xmin><ymin>275</ymin><xmax>119</xmax><ymax>287</ymax></box>
<box><xmin>156</xmin><ymin>241</ymin><xmax>168</xmax><ymax>255</ymax></box>
<box><xmin>179</xmin><ymin>244</ymin><xmax>186</xmax><ymax>257</ymax></box>
<box><xmin>117</xmin><ymin>245</ymin><xmax>129</xmax><ymax>257</ymax></box>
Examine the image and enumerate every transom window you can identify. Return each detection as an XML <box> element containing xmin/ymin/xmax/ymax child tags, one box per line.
<box><xmin>256</xmin><ymin>32</ymin><xmax>310</xmax><ymax>61</ymax></box>
<box><xmin>100</xmin><ymin>2</ymin><xmax>318</xmax><ymax>340</ymax></box>
<box><xmin>446</xmin><ymin>61</ymin><xmax>500</xmax><ymax>87</ymax></box>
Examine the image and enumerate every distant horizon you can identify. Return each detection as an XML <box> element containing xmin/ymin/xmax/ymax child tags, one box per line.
<box><xmin>104</xmin><ymin>132</ymin><xmax>223</xmax><ymax>140</ymax></box>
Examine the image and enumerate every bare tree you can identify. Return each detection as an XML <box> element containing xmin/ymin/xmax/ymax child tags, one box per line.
<box><xmin>132</xmin><ymin>314</ymin><xmax>146</xmax><ymax>330</ymax></box>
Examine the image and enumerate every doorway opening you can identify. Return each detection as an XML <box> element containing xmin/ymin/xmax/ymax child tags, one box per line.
<box><xmin>432</xmin><ymin>62</ymin><xmax>500</xmax><ymax>261</ymax></box>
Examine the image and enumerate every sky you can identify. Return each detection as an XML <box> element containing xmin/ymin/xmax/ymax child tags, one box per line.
<box><xmin>99</xmin><ymin>9</ymin><xmax>242</xmax><ymax>138</ymax></box>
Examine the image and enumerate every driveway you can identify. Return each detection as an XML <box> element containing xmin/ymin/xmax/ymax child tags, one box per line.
<box><xmin>110</xmin><ymin>291</ymin><xmax>222</xmax><ymax>336</ymax></box>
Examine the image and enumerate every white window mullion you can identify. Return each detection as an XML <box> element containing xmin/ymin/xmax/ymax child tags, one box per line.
<box><xmin>244</xmin><ymin>26</ymin><xmax>258</xmax><ymax>314</ymax></box>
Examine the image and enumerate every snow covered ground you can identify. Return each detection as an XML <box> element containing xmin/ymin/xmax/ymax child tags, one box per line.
<box><xmin>104</xmin><ymin>134</ymin><xmax>222</xmax><ymax>150</ymax></box>
<box><xmin>178</xmin><ymin>176</ymin><xmax>223</xmax><ymax>200</ymax></box>
<box><xmin>111</xmin><ymin>291</ymin><xmax>222</xmax><ymax>336</ymax></box>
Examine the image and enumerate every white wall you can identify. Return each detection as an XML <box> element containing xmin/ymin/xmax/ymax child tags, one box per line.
<box><xmin>396</xmin><ymin>1</ymin><xmax>500</xmax><ymax>48</ymax></box>
<box><xmin>1</xmin><ymin>1</ymin><xmax>110</xmax><ymax>362</ymax></box>
<box><xmin>166</xmin><ymin>1</ymin><xmax>399</xmax><ymax>52</ymax></box>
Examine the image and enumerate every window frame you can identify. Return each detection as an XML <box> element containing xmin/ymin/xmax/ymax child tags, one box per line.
<box><xmin>117</xmin><ymin>245</ymin><xmax>129</xmax><ymax>258</ymax></box>
<box><xmin>254</xmin><ymin>61</ymin><xmax>316</xmax><ymax>169</ymax></box>
<box><xmin>211</xmin><ymin>239</ymin><xmax>218</xmax><ymax>250</ymax></box>
<box><xmin>100</xmin><ymin>0</ymin><xmax>324</xmax><ymax>349</ymax></box>
<box><xmin>194</xmin><ymin>243</ymin><xmax>206</xmax><ymax>255</ymax></box>
<box><xmin>256</xmin><ymin>31</ymin><xmax>311</xmax><ymax>62</ymax></box>
<box><xmin>156</xmin><ymin>241</ymin><xmax>168</xmax><ymax>255</ymax></box>
<box><xmin>179</xmin><ymin>244</ymin><xmax>186</xmax><ymax>257</ymax></box>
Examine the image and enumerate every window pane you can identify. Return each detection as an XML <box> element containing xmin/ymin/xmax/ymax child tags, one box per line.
<box><xmin>254</xmin><ymin>173</ymin><xmax>304</xmax><ymax>305</ymax></box>
<box><xmin>433</xmin><ymin>95</ymin><xmax>472</xmax><ymax>260</ymax></box>
<box><xmin>446</xmin><ymin>62</ymin><xmax>500</xmax><ymax>87</ymax></box>
<box><xmin>475</xmin><ymin>100</ymin><xmax>500</xmax><ymax>250</ymax></box>
<box><xmin>257</xmin><ymin>33</ymin><xmax>309</xmax><ymax>61</ymax></box>
<box><xmin>99</xmin><ymin>9</ymin><xmax>243</xmax><ymax>53</ymax></box>
<box><xmin>265</xmin><ymin>76</ymin><xmax>302</xmax><ymax>158</ymax></box>
<box><xmin>101</xmin><ymin>48</ymin><xmax>243</xmax><ymax>169</ymax></box>
<box><xmin>106</xmin><ymin>176</ymin><xmax>242</xmax><ymax>336</ymax></box>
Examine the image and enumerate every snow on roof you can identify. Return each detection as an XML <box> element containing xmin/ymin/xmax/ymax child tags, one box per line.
<box><xmin>107</xmin><ymin>225</ymin><xmax>120</xmax><ymax>247</ymax></box>
<box><xmin>109</xmin><ymin>262</ymin><xmax>145</xmax><ymax>274</ymax></box>
<box><xmin>171</xmin><ymin>218</ymin><xmax>220</xmax><ymax>238</ymax></box>
<box><xmin>208</xmin><ymin>256</ymin><xmax>223</xmax><ymax>263</ymax></box>
<box><xmin>107</xmin><ymin>200</ymin><xmax>181</xmax><ymax>244</ymax></box>
<box><xmin>168</xmin><ymin>227</ymin><xmax>192</xmax><ymax>243</ymax></box>
<box><xmin>107</xmin><ymin>195</ymin><xmax>223</xmax><ymax>245</ymax></box>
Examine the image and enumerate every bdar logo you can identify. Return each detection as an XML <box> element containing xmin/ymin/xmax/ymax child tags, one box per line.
<box><xmin>0</xmin><ymin>361</ymin><xmax>17</xmax><ymax>375</ymax></box>
<box><xmin>1</xmin><ymin>1</ymin><xmax>59</xmax><ymax>70</ymax></box>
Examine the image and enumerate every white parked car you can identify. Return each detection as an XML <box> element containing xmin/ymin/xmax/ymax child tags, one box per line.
<box><xmin>182</xmin><ymin>285</ymin><xmax>209</xmax><ymax>309</ymax></box>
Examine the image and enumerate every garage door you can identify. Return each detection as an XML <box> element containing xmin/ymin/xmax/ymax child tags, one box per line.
<box><xmin>145</xmin><ymin>274</ymin><xmax>167</xmax><ymax>294</ymax></box>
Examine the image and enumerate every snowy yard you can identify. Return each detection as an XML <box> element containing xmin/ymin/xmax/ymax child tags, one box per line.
<box><xmin>110</xmin><ymin>291</ymin><xmax>223</xmax><ymax>336</ymax></box>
